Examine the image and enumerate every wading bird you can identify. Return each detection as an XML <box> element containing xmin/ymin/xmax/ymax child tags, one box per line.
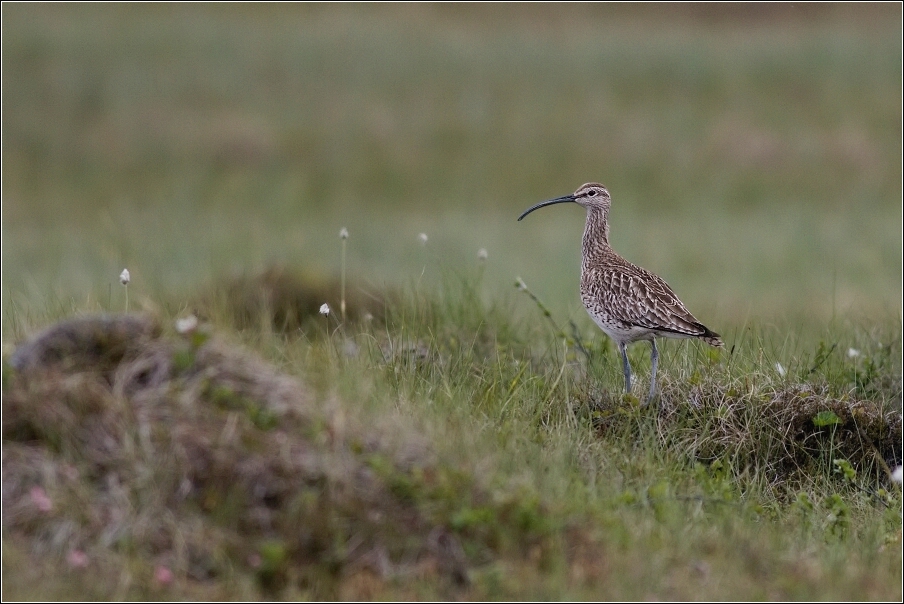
<box><xmin>518</xmin><ymin>183</ymin><xmax>723</xmax><ymax>403</ymax></box>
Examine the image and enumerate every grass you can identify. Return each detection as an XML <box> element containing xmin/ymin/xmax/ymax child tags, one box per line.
<box><xmin>2</xmin><ymin>4</ymin><xmax>901</xmax><ymax>325</ymax></box>
<box><xmin>2</xmin><ymin>4</ymin><xmax>902</xmax><ymax>600</ymax></box>
<box><xmin>2</xmin><ymin>280</ymin><xmax>900</xmax><ymax>600</ymax></box>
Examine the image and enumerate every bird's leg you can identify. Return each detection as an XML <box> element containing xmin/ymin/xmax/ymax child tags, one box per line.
<box><xmin>646</xmin><ymin>339</ymin><xmax>659</xmax><ymax>405</ymax></box>
<box><xmin>619</xmin><ymin>342</ymin><xmax>632</xmax><ymax>394</ymax></box>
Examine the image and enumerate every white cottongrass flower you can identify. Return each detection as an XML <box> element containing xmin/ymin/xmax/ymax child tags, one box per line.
<box><xmin>120</xmin><ymin>269</ymin><xmax>131</xmax><ymax>312</ymax></box>
<box><xmin>339</xmin><ymin>227</ymin><xmax>349</xmax><ymax>240</ymax></box>
<box><xmin>892</xmin><ymin>466</ymin><xmax>903</xmax><ymax>484</ymax></box>
<box><xmin>847</xmin><ymin>348</ymin><xmax>861</xmax><ymax>358</ymax></box>
<box><xmin>477</xmin><ymin>248</ymin><xmax>488</xmax><ymax>261</ymax></box>
<box><xmin>319</xmin><ymin>303</ymin><xmax>331</xmax><ymax>316</ymax></box>
<box><xmin>418</xmin><ymin>233</ymin><xmax>428</xmax><ymax>245</ymax></box>
<box><xmin>775</xmin><ymin>362</ymin><xmax>786</xmax><ymax>377</ymax></box>
<box><xmin>515</xmin><ymin>277</ymin><xmax>527</xmax><ymax>291</ymax></box>
<box><xmin>175</xmin><ymin>315</ymin><xmax>198</xmax><ymax>334</ymax></box>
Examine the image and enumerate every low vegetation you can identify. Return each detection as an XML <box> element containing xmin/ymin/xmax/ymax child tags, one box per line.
<box><xmin>2</xmin><ymin>272</ymin><xmax>901</xmax><ymax>599</ymax></box>
<box><xmin>2</xmin><ymin>4</ymin><xmax>900</xmax><ymax>600</ymax></box>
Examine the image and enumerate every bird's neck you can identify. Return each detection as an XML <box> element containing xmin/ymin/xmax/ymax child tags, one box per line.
<box><xmin>582</xmin><ymin>207</ymin><xmax>611</xmax><ymax>261</ymax></box>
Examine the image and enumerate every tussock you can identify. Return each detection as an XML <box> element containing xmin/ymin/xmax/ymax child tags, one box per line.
<box><xmin>588</xmin><ymin>374</ymin><xmax>902</xmax><ymax>485</ymax></box>
<box><xmin>199</xmin><ymin>265</ymin><xmax>387</xmax><ymax>333</ymax></box>
<box><xmin>9</xmin><ymin>313</ymin><xmax>160</xmax><ymax>373</ymax></box>
<box><xmin>2</xmin><ymin>313</ymin><xmax>467</xmax><ymax>597</ymax></box>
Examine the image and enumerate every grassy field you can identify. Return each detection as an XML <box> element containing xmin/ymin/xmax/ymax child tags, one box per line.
<box><xmin>2</xmin><ymin>4</ymin><xmax>902</xmax><ymax>600</ymax></box>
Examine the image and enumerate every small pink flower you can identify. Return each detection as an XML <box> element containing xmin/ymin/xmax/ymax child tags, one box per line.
<box><xmin>29</xmin><ymin>486</ymin><xmax>52</xmax><ymax>513</ymax></box>
<box><xmin>154</xmin><ymin>565</ymin><xmax>174</xmax><ymax>585</ymax></box>
<box><xmin>67</xmin><ymin>549</ymin><xmax>89</xmax><ymax>569</ymax></box>
<box><xmin>62</xmin><ymin>465</ymin><xmax>79</xmax><ymax>481</ymax></box>
<box><xmin>247</xmin><ymin>553</ymin><xmax>262</xmax><ymax>568</ymax></box>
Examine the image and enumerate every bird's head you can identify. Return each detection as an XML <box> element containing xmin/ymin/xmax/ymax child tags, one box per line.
<box><xmin>517</xmin><ymin>182</ymin><xmax>611</xmax><ymax>221</ymax></box>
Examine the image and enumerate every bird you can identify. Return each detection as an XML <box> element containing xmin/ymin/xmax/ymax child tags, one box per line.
<box><xmin>518</xmin><ymin>182</ymin><xmax>723</xmax><ymax>404</ymax></box>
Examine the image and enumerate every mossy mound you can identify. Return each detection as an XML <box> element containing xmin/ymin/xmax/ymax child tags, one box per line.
<box><xmin>2</xmin><ymin>314</ymin><xmax>467</xmax><ymax>597</ymax></box>
<box><xmin>587</xmin><ymin>376</ymin><xmax>901</xmax><ymax>487</ymax></box>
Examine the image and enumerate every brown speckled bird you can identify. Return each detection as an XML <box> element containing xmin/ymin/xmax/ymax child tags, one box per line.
<box><xmin>518</xmin><ymin>182</ymin><xmax>723</xmax><ymax>403</ymax></box>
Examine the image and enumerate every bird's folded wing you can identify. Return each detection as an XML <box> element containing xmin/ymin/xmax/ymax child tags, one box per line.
<box><xmin>593</xmin><ymin>265</ymin><xmax>708</xmax><ymax>337</ymax></box>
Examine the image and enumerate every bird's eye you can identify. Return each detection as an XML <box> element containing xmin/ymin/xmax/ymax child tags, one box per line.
<box><xmin>587</xmin><ymin>190</ymin><xmax>597</xmax><ymax>197</ymax></box>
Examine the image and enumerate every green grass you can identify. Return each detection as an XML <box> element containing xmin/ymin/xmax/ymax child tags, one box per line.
<box><xmin>3</xmin><ymin>279</ymin><xmax>900</xmax><ymax>600</ymax></box>
<box><xmin>2</xmin><ymin>4</ymin><xmax>902</xmax><ymax>600</ymax></box>
<box><xmin>2</xmin><ymin>4</ymin><xmax>901</xmax><ymax>326</ymax></box>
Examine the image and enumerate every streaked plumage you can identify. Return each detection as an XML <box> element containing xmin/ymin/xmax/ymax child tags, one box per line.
<box><xmin>519</xmin><ymin>182</ymin><xmax>723</xmax><ymax>403</ymax></box>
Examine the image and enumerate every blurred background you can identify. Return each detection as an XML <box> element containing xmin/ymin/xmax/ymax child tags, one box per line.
<box><xmin>2</xmin><ymin>3</ymin><xmax>901</xmax><ymax>332</ymax></box>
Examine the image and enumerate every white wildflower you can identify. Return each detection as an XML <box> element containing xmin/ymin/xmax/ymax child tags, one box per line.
<box><xmin>477</xmin><ymin>248</ymin><xmax>488</xmax><ymax>261</ymax></box>
<box><xmin>119</xmin><ymin>268</ymin><xmax>130</xmax><ymax>286</ymax></box>
<box><xmin>319</xmin><ymin>303</ymin><xmax>331</xmax><ymax>316</ymax></box>
<box><xmin>175</xmin><ymin>315</ymin><xmax>198</xmax><ymax>334</ymax></box>
<box><xmin>339</xmin><ymin>227</ymin><xmax>349</xmax><ymax>240</ymax></box>
<box><xmin>775</xmin><ymin>362</ymin><xmax>786</xmax><ymax>377</ymax></box>
<box><xmin>892</xmin><ymin>466</ymin><xmax>903</xmax><ymax>484</ymax></box>
<box><xmin>418</xmin><ymin>233</ymin><xmax>428</xmax><ymax>245</ymax></box>
<box><xmin>847</xmin><ymin>348</ymin><xmax>860</xmax><ymax>358</ymax></box>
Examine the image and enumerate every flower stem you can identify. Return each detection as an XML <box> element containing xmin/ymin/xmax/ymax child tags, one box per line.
<box><xmin>340</xmin><ymin>238</ymin><xmax>347</xmax><ymax>321</ymax></box>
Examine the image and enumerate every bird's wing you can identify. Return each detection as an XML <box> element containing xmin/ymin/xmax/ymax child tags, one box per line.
<box><xmin>586</xmin><ymin>263</ymin><xmax>708</xmax><ymax>337</ymax></box>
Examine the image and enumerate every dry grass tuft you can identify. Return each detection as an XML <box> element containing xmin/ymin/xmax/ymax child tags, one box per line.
<box><xmin>8</xmin><ymin>313</ymin><xmax>161</xmax><ymax>373</ymax></box>
<box><xmin>2</xmin><ymin>313</ymin><xmax>469</xmax><ymax>598</ymax></box>
<box><xmin>587</xmin><ymin>373</ymin><xmax>901</xmax><ymax>487</ymax></box>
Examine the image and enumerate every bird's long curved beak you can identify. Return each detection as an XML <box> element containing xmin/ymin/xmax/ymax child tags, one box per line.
<box><xmin>517</xmin><ymin>194</ymin><xmax>576</xmax><ymax>221</ymax></box>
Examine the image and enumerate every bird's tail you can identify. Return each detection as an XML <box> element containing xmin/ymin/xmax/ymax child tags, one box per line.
<box><xmin>699</xmin><ymin>326</ymin><xmax>724</xmax><ymax>348</ymax></box>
